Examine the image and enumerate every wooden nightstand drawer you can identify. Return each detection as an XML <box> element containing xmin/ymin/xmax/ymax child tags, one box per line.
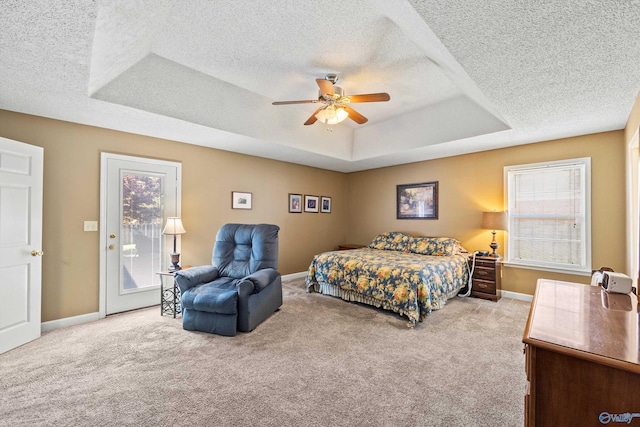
<box><xmin>475</xmin><ymin>259</ymin><xmax>498</xmax><ymax>269</ymax></box>
<box><xmin>473</xmin><ymin>266</ymin><xmax>496</xmax><ymax>281</ymax></box>
<box><xmin>472</xmin><ymin>279</ymin><xmax>496</xmax><ymax>294</ymax></box>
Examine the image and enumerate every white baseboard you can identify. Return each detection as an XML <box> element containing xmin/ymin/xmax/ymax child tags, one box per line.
<box><xmin>41</xmin><ymin>311</ymin><xmax>100</xmax><ymax>333</ymax></box>
<box><xmin>41</xmin><ymin>272</ymin><xmax>524</xmax><ymax>332</ymax></box>
<box><xmin>502</xmin><ymin>290</ymin><xmax>533</xmax><ymax>303</ymax></box>
<box><xmin>282</xmin><ymin>271</ymin><xmax>307</xmax><ymax>281</ymax></box>
<box><xmin>41</xmin><ymin>272</ymin><xmax>308</xmax><ymax>333</ymax></box>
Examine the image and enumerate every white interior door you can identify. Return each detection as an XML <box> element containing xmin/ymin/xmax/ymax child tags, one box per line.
<box><xmin>101</xmin><ymin>154</ymin><xmax>181</xmax><ymax>315</ymax></box>
<box><xmin>0</xmin><ymin>137</ymin><xmax>43</xmax><ymax>355</ymax></box>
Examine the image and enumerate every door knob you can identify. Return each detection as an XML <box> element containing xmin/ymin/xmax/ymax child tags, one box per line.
<box><xmin>108</xmin><ymin>244</ymin><xmax>116</xmax><ymax>250</ymax></box>
<box><xmin>31</xmin><ymin>250</ymin><xmax>44</xmax><ymax>257</ymax></box>
<box><xmin>110</xmin><ymin>234</ymin><xmax>116</xmax><ymax>239</ymax></box>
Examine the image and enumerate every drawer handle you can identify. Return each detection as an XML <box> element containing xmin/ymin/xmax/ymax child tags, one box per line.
<box><xmin>478</xmin><ymin>270</ymin><xmax>489</xmax><ymax>276</ymax></box>
<box><xmin>477</xmin><ymin>283</ymin><xmax>488</xmax><ymax>289</ymax></box>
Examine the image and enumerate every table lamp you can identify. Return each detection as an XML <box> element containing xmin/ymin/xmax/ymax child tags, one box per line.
<box><xmin>481</xmin><ymin>211</ymin><xmax>507</xmax><ymax>257</ymax></box>
<box><xmin>162</xmin><ymin>217</ymin><xmax>186</xmax><ymax>271</ymax></box>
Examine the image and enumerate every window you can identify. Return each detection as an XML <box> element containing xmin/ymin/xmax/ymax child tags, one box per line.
<box><xmin>505</xmin><ymin>158</ymin><xmax>591</xmax><ymax>274</ymax></box>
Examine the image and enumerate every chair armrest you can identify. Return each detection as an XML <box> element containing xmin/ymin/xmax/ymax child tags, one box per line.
<box><xmin>174</xmin><ymin>266</ymin><xmax>219</xmax><ymax>293</ymax></box>
<box><xmin>236</xmin><ymin>268</ymin><xmax>280</xmax><ymax>298</ymax></box>
<box><xmin>243</xmin><ymin>268</ymin><xmax>280</xmax><ymax>292</ymax></box>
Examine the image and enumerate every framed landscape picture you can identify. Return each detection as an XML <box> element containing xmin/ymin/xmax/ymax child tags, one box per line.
<box><xmin>397</xmin><ymin>182</ymin><xmax>438</xmax><ymax>219</ymax></box>
<box><xmin>288</xmin><ymin>193</ymin><xmax>302</xmax><ymax>213</ymax></box>
<box><xmin>232</xmin><ymin>191</ymin><xmax>252</xmax><ymax>210</ymax></box>
<box><xmin>304</xmin><ymin>195</ymin><xmax>319</xmax><ymax>213</ymax></box>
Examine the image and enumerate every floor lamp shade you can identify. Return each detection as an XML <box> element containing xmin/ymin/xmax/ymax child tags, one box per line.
<box><xmin>481</xmin><ymin>212</ymin><xmax>507</xmax><ymax>256</ymax></box>
<box><xmin>162</xmin><ymin>217</ymin><xmax>186</xmax><ymax>271</ymax></box>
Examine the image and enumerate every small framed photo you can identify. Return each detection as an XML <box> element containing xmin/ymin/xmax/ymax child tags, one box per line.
<box><xmin>304</xmin><ymin>195</ymin><xmax>319</xmax><ymax>213</ymax></box>
<box><xmin>397</xmin><ymin>182</ymin><xmax>438</xmax><ymax>219</ymax></box>
<box><xmin>232</xmin><ymin>191</ymin><xmax>252</xmax><ymax>210</ymax></box>
<box><xmin>321</xmin><ymin>196</ymin><xmax>331</xmax><ymax>213</ymax></box>
<box><xmin>288</xmin><ymin>193</ymin><xmax>302</xmax><ymax>213</ymax></box>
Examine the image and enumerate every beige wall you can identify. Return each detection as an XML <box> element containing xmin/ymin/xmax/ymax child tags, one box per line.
<box><xmin>625</xmin><ymin>91</ymin><xmax>640</xmax><ymax>282</ymax></box>
<box><xmin>0</xmin><ymin>110</ymin><xmax>348</xmax><ymax>322</ymax></box>
<box><xmin>0</xmin><ymin>107</ymin><xmax>631</xmax><ymax>321</ymax></box>
<box><xmin>625</xmin><ymin>90</ymin><xmax>640</xmax><ymax>144</ymax></box>
<box><xmin>347</xmin><ymin>131</ymin><xmax>627</xmax><ymax>295</ymax></box>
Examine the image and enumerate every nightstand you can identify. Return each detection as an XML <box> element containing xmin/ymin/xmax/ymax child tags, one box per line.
<box><xmin>157</xmin><ymin>266</ymin><xmax>191</xmax><ymax>318</ymax></box>
<box><xmin>469</xmin><ymin>255</ymin><xmax>501</xmax><ymax>302</ymax></box>
<box><xmin>337</xmin><ymin>244</ymin><xmax>365</xmax><ymax>250</ymax></box>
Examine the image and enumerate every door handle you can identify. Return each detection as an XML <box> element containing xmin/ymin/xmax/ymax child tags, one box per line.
<box><xmin>31</xmin><ymin>250</ymin><xmax>44</xmax><ymax>257</ymax></box>
<box><xmin>108</xmin><ymin>244</ymin><xmax>116</xmax><ymax>250</ymax></box>
<box><xmin>110</xmin><ymin>233</ymin><xmax>116</xmax><ymax>239</ymax></box>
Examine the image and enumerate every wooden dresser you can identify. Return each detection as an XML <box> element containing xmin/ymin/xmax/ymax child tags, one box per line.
<box><xmin>523</xmin><ymin>279</ymin><xmax>640</xmax><ymax>426</ymax></box>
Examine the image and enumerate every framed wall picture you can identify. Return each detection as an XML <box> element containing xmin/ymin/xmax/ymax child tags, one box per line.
<box><xmin>321</xmin><ymin>196</ymin><xmax>331</xmax><ymax>213</ymax></box>
<box><xmin>232</xmin><ymin>191</ymin><xmax>252</xmax><ymax>210</ymax></box>
<box><xmin>397</xmin><ymin>182</ymin><xmax>438</xmax><ymax>219</ymax></box>
<box><xmin>304</xmin><ymin>195</ymin><xmax>319</xmax><ymax>213</ymax></box>
<box><xmin>288</xmin><ymin>193</ymin><xmax>302</xmax><ymax>213</ymax></box>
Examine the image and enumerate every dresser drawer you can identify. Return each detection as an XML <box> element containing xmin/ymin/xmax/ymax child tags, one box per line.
<box><xmin>472</xmin><ymin>279</ymin><xmax>496</xmax><ymax>294</ymax></box>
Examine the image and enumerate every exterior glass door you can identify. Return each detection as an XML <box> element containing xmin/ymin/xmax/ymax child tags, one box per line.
<box><xmin>101</xmin><ymin>154</ymin><xmax>181</xmax><ymax>315</ymax></box>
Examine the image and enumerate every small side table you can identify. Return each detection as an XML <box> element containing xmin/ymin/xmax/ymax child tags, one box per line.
<box><xmin>337</xmin><ymin>244</ymin><xmax>365</xmax><ymax>250</ymax></box>
<box><xmin>157</xmin><ymin>266</ymin><xmax>190</xmax><ymax>318</ymax></box>
<box><xmin>468</xmin><ymin>255</ymin><xmax>501</xmax><ymax>302</ymax></box>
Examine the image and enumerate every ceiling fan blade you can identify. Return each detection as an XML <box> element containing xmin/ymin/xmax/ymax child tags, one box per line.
<box><xmin>344</xmin><ymin>106</ymin><xmax>368</xmax><ymax>124</ymax></box>
<box><xmin>316</xmin><ymin>79</ymin><xmax>334</xmax><ymax>97</ymax></box>
<box><xmin>348</xmin><ymin>93</ymin><xmax>391</xmax><ymax>103</ymax></box>
<box><xmin>304</xmin><ymin>108</ymin><xmax>323</xmax><ymax>126</ymax></box>
<box><xmin>272</xmin><ymin>100</ymin><xmax>317</xmax><ymax>105</ymax></box>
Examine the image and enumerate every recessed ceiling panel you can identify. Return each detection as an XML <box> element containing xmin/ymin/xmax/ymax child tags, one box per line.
<box><xmin>92</xmin><ymin>54</ymin><xmax>355</xmax><ymax>160</ymax></box>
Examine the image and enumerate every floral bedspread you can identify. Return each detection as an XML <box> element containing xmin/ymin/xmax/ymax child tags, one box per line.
<box><xmin>306</xmin><ymin>248</ymin><xmax>469</xmax><ymax>324</ymax></box>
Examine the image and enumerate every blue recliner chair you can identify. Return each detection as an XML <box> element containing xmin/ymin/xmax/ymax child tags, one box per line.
<box><xmin>174</xmin><ymin>223</ymin><xmax>282</xmax><ymax>336</ymax></box>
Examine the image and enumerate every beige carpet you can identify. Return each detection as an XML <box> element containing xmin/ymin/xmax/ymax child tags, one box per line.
<box><xmin>0</xmin><ymin>278</ymin><xmax>531</xmax><ymax>427</ymax></box>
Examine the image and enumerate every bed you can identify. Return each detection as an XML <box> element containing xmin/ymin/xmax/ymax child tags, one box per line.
<box><xmin>305</xmin><ymin>232</ymin><xmax>470</xmax><ymax>326</ymax></box>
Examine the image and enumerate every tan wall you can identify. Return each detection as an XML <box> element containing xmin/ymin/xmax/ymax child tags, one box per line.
<box><xmin>0</xmin><ymin>107</ymin><xmax>630</xmax><ymax>320</ymax></box>
<box><xmin>0</xmin><ymin>110</ymin><xmax>348</xmax><ymax>322</ymax></box>
<box><xmin>347</xmin><ymin>131</ymin><xmax>626</xmax><ymax>295</ymax></box>
<box><xmin>625</xmin><ymin>90</ymin><xmax>640</xmax><ymax>144</ymax></box>
<box><xmin>625</xmin><ymin>91</ymin><xmax>640</xmax><ymax>282</ymax></box>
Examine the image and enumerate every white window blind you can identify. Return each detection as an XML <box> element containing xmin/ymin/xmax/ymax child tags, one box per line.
<box><xmin>505</xmin><ymin>158</ymin><xmax>591</xmax><ymax>273</ymax></box>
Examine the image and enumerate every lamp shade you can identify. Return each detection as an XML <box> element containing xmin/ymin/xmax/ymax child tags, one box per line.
<box><xmin>315</xmin><ymin>105</ymin><xmax>349</xmax><ymax>125</ymax></box>
<box><xmin>481</xmin><ymin>211</ymin><xmax>507</xmax><ymax>231</ymax></box>
<box><xmin>162</xmin><ymin>217</ymin><xmax>186</xmax><ymax>235</ymax></box>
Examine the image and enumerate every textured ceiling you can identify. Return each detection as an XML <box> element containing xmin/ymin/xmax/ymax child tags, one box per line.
<box><xmin>1</xmin><ymin>1</ymin><xmax>639</xmax><ymax>172</ymax></box>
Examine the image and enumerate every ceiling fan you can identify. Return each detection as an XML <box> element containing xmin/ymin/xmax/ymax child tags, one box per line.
<box><xmin>272</xmin><ymin>74</ymin><xmax>390</xmax><ymax>126</ymax></box>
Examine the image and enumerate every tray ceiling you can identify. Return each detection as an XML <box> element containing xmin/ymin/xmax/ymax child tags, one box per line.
<box><xmin>1</xmin><ymin>1</ymin><xmax>639</xmax><ymax>172</ymax></box>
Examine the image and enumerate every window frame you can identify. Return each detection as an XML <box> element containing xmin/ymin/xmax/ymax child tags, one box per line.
<box><xmin>503</xmin><ymin>157</ymin><xmax>592</xmax><ymax>276</ymax></box>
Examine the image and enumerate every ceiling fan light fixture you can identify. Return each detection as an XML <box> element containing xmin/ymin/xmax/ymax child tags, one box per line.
<box><xmin>273</xmin><ymin>75</ymin><xmax>390</xmax><ymax>126</ymax></box>
<box><xmin>315</xmin><ymin>105</ymin><xmax>348</xmax><ymax>125</ymax></box>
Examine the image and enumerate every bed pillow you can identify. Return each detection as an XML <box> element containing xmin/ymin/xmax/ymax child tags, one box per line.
<box><xmin>454</xmin><ymin>241</ymin><xmax>470</xmax><ymax>256</ymax></box>
<box><xmin>367</xmin><ymin>232</ymin><xmax>412</xmax><ymax>252</ymax></box>
<box><xmin>408</xmin><ymin>237</ymin><xmax>457</xmax><ymax>256</ymax></box>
